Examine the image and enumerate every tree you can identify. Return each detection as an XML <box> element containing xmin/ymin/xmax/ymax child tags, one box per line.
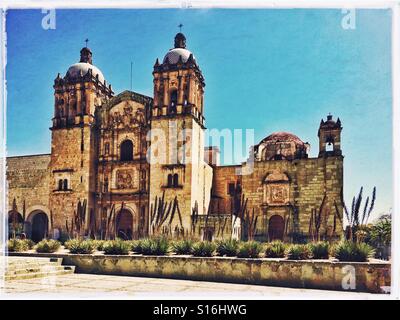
<box><xmin>367</xmin><ymin>215</ymin><xmax>391</xmax><ymax>260</ymax></box>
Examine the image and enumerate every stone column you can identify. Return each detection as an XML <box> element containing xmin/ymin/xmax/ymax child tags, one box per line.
<box><xmin>163</xmin><ymin>77</ymin><xmax>169</xmax><ymax>106</ymax></box>
<box><xmin>153</xmin><ymin>78</ymin><xmax>159</xmax><ymax>107</ymax></box>
<box><xmin>76</xmin><ymin>84</ymin><xmax>82</xmax><ymax>115</ymax></box>
<box><xmin>178</xmin><ymin>74</ymin><xmax>184</xmax><ymax>105</ymax></box>
<box><xmin>187</xmin><ymin>74</ymin><xmax>193</xmax><ymax>105</ymax></box>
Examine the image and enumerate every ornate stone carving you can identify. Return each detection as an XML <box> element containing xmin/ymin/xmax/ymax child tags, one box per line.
<box><xmin>108</xmin><ymin>104</ymin><xmax>145</xmax><ymax>128</ymax></box>
<box><xmin>116</xmin><ymin>169</ymin><xmax>134</xmax><ymax>189</ymax></box>
<box><xmin>268</xmin><ymin>185</ymin><xmax>289</xmax><ymax>205</ymax></box>
<box><xmin>264</xmin><ymin>170</ymin><xmax>290</xmax><ymax>205</ymax></box>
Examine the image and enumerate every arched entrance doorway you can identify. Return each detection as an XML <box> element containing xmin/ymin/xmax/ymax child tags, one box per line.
<box><xmin>116</xmin><ymin>209</ymin><xmax>133</xmax><ymax>240</ymax></box>
<box><xmin>30</xmin><ymin>212</ymin><xmax>49</xmax><ymax>242</ymax></box>
<box><xmin>8</xmin><ymin>211</ymin><xmax>24</xmax><ymax>238</ymax></box>
<box><xmin>268</xmin><ymin>215</ymin><xmax>285</xmax><ymax>241</ymax></box>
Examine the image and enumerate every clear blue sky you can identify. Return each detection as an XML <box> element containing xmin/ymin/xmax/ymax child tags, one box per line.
<box><xmin>6</xmin><ymin>9</ymin><xmax>392</xmax><ymax>219</ymax></box>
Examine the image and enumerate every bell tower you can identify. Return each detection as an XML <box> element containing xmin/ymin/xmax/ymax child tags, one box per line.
<box><xmin>49</xmin><ymin>45</ymin><xmax>113</xmax><ymax>235</ymax></box>
<box><xmin>149</xmin><ymin>32</ymin><xmax>211</xmax><ymax>237</ymax></box>
<box><xmin>152</xmin><ymin>32</ymin><xmax>205</xmax><ymax>122</ymax></box>
<box><xmin>318</xmin><ymin>114</ymin><xmax>342</xmax><ymax>157</ymax></box>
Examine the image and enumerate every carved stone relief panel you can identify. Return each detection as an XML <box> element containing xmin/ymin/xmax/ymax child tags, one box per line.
<box><xmin>113</xmin><ymin>168</ymin><xmax>138</xmax><ymax>191</ymax></box>
<box><xmin>266</xmin><ymin>184</ymin><xmax>289</xmax><ymax>205</ymax></box>
<box><xmin>263</xmin><ymin>171</ymin><xmax>290</xmax><ymax>206</ymax></box>
<box><xmin>116</xmin><ymin>169</ymin><xmax>134</xmax><ymax>189</ymax></box>
<box><xmin>108</xmin><ymin>101</ymin><xmax>146</xmax><ymax>129</ymax></box>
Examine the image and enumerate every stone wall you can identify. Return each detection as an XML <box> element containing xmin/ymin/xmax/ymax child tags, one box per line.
<box><xmin>11</xmin><ymin>252</ymin><xmax>390</xmax><ymax>294</ymax></box>
<box><xmin>48</xmin><ymin>124</ymin><xmax>97</xmax><ymax>231</ymax></box>
<box><xmin>7</xmin><ymin>154</ymin><xmax>51</xmax><ymax>218</ymax></box>
<box><xmin>242</xmin><ymin>156</ymin><xmax>343</xmax><ymax>239</ymax></box>
<box><xmin>211</xmin><ymin>165</ymin><xmax>241</xmax><ymax>214</ymax></box>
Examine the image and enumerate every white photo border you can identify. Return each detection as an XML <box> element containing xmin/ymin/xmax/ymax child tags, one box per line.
<box><xmin>0</xmin><ymin>0</ymin><xmax>397</xmax><ymax>300</ymax></box>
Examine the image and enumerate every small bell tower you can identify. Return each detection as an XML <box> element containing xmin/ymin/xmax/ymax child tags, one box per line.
<box><xmin>318</xmin><ymin>114</ymin><xmax>342</xmax><ymax>157</ymax></box>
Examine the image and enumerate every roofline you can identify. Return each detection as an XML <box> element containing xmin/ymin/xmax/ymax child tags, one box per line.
<box><xmin>6</xmin><ymin>153</ymin><xmax>51</xmax><ymax>159</ymax></box>
<box><xmin>115</xmin><ymin>90</ymin><xmax>153</xmax><ymax>101</ymax></box>
<box><xmin>215</xmin><ymin>164</ymin><xmax>241</xmax><ymax>168</ymax></box>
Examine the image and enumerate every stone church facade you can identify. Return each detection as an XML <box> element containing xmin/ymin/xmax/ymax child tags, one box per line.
<box><xmin>7</xmin><ymin>33</ymin><xmax>344</xmax><ymax>242</ymax></box>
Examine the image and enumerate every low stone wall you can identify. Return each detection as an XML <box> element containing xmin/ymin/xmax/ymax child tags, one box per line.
<box><xmin>8</xmin><ymin>252</ymin><xmax>390</xmax><ymax>293</ymax></box>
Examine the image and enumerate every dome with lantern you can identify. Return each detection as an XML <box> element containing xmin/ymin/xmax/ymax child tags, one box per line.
<box><xmin>254</xmin><ymin>131</ymin><xmax>310</xmax><ymax>161</ymax></box>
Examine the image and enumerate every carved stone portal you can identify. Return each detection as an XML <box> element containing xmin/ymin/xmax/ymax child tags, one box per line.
<box><xmin>116</xmin><ymin>170</ymin><xmax>134</xmax><ymax>189</ymax></box>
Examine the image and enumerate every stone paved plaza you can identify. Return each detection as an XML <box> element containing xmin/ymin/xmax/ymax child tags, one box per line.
<box><xmin>0</xmin><ymin>273</ymin><xmax>383</xmax><ymax>299</ymax></box>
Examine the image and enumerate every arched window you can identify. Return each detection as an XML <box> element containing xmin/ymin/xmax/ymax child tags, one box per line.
<box><xmin>169</xmin><ymin>89</ymin><xmax>178</xmax><ymax>114</ymax></box>
<box><xmin>167</xmin><ymin>174</ymin><xmax>173</xmax><ymax>187</ymax></box>
<box><xmin>170</xmin><ymin>90</ymin><xmax>178</xmax><ymax>106</ymax></box>
<box><xmin>120</xmin><ymin>140</ymin><xmax>133</xmax><ymax>161</ymax></box>
<box><xmin>58</xmin><ymin>179</ymin><xmax>63</xmax><ymax>191</ymax></box>
<box><xmin>104</xmin><ymin>142</ymin><xmax>110</xmax><ymax>155</ymax></box>
<box><xmin>325</xmin><ymin>142</ymin><xmax>334</xmax><ymax>152</ymax></box>
<box><xmin>173</xmin><ymin>174</ymin><xmax>179</xmax><ymax>187</ymax></box>
<box><xmin>63</xmin><ymin>179</ymin><xmax>68</xmax><ymax>190</ymax></box>
<box><xmin>325</xmin><ymin>136</ymin><xmax>334</xmax><ymax>152</ymax></box>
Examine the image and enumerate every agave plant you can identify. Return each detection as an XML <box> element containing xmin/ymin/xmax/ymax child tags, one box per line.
<box><xmin>286</xmin><ymin>244</ymin><xmax>312</xmax><ymax>260</ymax></box>
<box><xmin>341</xmin><ymin>187</ymin><xmax>376</xmax><ymax>242</ymax></box>
<box><xmin>237</xmin><ymin>241</ymin><xmax>263</xmax><ymax>258</ymax></box>
<box><xmin>150</xmin><ymin>192</ymin><xmax>184</xmax><ymax>237</ymax></box>
<box><xmin>332</xmin><ymin>241</ymin><xmax>375</xmax><ymax>262</ymax></box>
<box><xmin>308</xmin><ymin>241</ymin><xmax>330</xmax><ymax>259</ymax></box>
<box><xmin>171</xmin><ymin>239</ymin><xmax>194</xmax><ymax>255</ymax></box>
<box><xmin>264</xmin><ymin>241</ymin><xmax>286</xmax><ymax>258</ymax></box>
<box><xmin>140</xmin><ymin>237</ymin><xmax>170</xmax><ymax>256</ymax></box>
<box><xmin>216</xmin><ymin>239</ymin><xmax>239</xmax><ymax>257</ymax></box>
<box><xmin>192</xmin><ymin>241</ymin><xmax>216</xmax><ymax>257</ymax></box>
<box><xmin>103</xmin><ymin>239</ymin><xmax>130</xmax><ymax>255</ymax></box>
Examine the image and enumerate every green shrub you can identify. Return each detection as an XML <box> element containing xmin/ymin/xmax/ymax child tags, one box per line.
<box><xmin>264</xmin><ymin>241</ymin><xmax>286</xmax><ymax>258</ymax></box>
<box><xmin>67</xmin><ymin>239</ymin><xmax>96</xmax><ymax>254</ymax></box>
<box><xmin>36</xmin><ymin>239</ymin><xmax>61</xmax><ymax>253</ymax></box>
<box><xmin>140</xmin><ymin>237</ymin><xmax>170</xmax><ymax>256</ymax></box>
<box><xmin>237</xmin><ymin>241</ymin><xmax>263</xmax><ymax>258</ymax></box>
<box><xmin>63</xmin><ymin>239</ymin><xmax>74</xmax><ymax>250</ymax></box>
<box><xmin>192</xmin><ymin>241</ymin><xmax>216</xmax><ymax>257</ymax></box>
<box><xmin>309</xmin><ymin>241</ymin><xmax>330</xmax><ymax>259</ymax></box>
<box><xmin>7</xmin><ymin>238</ymin><xmax>29</xmax><ymax>252</ymax></box>
<box><xmin>92</xmin><ymin>240</ymin><xmax>106</xmax><ymax>251</ymax></box>
<box><xmin>128</xmin><ymin>240</ymin><xmax>143</xmax><ymax>253</ymax></box>
<box><xmin>25</xmin><ymin>239</ymin><xmax>35</xmax><ymax>249</ymax></box>
<box><xmin>216</xmin><ymin>239</ymin><xmax>239</xmax><ymax>257</ymax></box>
<box><xmin>171</xmin><ymin>239</ymin><xmax>194</xmax><ymax>255</ymax></box>
<box><xmin>103</xmin><ymin>239</ymin><xmax>130</xmax><ymax>255</ymax></box>
<box><xmin>333</xmin><ymin>241</ymin><xmax>375</xmax><ymax>262</ymax></box>
<box><xmin>286</xmin><ymin>244</ymin><xmax>312</xmax><ymax>260</ymax></box>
